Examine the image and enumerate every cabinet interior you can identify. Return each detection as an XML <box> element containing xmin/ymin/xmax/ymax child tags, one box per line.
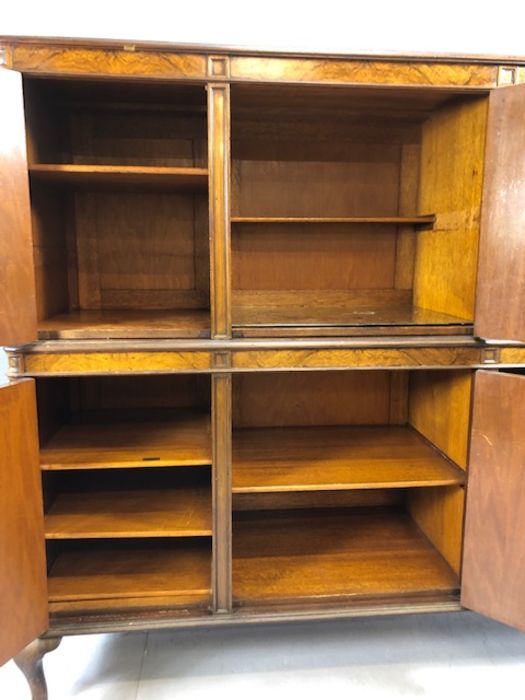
<box><xmin>231</xmin><ymin>84</ymin><xmax>488</xmax><ymax>337</ymax></box>
<box><xmin>24</xmin><ymin>78</ymin><xmax>210</xmax><ymax>340</ymax></box>
<box><xmin>232</xmin><ymin>369</ymin><xmax>471</xmax><ymax>609</ymax></box>
<box><xmin>36</xmin><ymin>374</ymin><xmax>213</xmax><ymax>616</ymax></box>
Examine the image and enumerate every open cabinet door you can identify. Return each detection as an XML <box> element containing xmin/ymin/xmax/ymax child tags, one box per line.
<box><xmin>475</xmin><ymin>83</ymin><xmax>525</xmax><ymax>342</ymax></box>
<box><xmin>462</xmin><ymin>370</ymin><xmax>525</xmax><ymax>630</ymax></box>
<box><xmin>0</xmin><ymin>68</ymin><xmax>37</xmax><ymax>345</ymax></box>
<box><xmin>0</xmin><ymin>379</ymin><xmax>47</xmax><ymax>666</ymax></box>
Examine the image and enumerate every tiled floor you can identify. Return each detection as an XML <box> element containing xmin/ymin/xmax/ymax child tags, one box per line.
<box><xmin>1</xmin><ymin>612</ymin><xmax>525</xmax><ymax>699</ymax></box>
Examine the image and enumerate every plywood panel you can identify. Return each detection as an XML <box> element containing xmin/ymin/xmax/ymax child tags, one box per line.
<box><xmin>233</xmin><ymin>371</ymin><xmax>391</xmax><ymax>428</ymax></box>
<box><xmin>414</xmin><ymin>97</ymin><xmax>488</xmax><ymax>320</ymax></box>
<box><xmin>409</xmin><ymin>370</ymin><xmax>472</xmax><ymax>469</ymax></box>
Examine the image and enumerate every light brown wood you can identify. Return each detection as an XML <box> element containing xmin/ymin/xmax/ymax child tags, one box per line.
<box><xmin>462</xmin><ymin>371</ymin><xmax>525</xmax><ymax>631</ymax></box>
<box><xmin>11</xmin><ymin>45</ymin><xmax>208</xmax><ymax>79</ymax></box>
<box><xmin>232</xmin><ymin>425</ymin><xmax>465</xmax><ymax>493</ymax></box>
<box><xmin>45</xmin><ymin>486</ymin><xmax>212</xmax><ymax>538</ymax></box>
<box><xmin>233</xmin><ymin>507</ymin><xmax>459</xmax><ymax>606</ymax></box>
<box><xmin>38</xmin><ymin>309</ymin><xmax>211</xmax><ymax>340</ymax></box>
<box><xmin>414</xmin><ymin>97</ymin><xmax>488</xmax><ymax>321</ymax></box>
<box><xmin>408</xmin><ymin>486</ymin><xmax>465</xmax><ymax>574</ymax></box>
<box><xmin>229</xmin><ymin>56</ymin><xmax>498</xmax><ymax>87</ymax></box>
<box><xmin>23</xmin><ymin>350</ymin><xmax>212</xmax><ymax>375</ymax></box>
<box><xmin>409</xmin><ymin>370</ymin><xmax>472</xmax><ymax>469</ymax></box>
<box><xmin>208</xmin><ymin>83</ymin><xmax>232</xmax><ymax>338</ymax></box>
<box><xmin>0</xmin><ymin>380</ymin><xmax>47</xmax><ymax>666</ymax></box>
<box><xmin>48</xmin><ymin>541</ymin><xmax>212</xmax><ymax>611</ymax></box>
<box><xmin>40</xmin><ymin>409</ymin><xmax>211</xmax><ymax>469</ymax></box>
<box><xmin>0</xmin><ymin>68</ymin><xmax>37</xmax><ymax>345</ymax></box>
<box><xmin>475</xmin><ymin>84</ymin><xmax>525</xmax><ymax>342</ymax></box>
<box><xmin>30</xmin><ymin>164</ymin><xmax>209</xmax><ymax>189</ymax></box>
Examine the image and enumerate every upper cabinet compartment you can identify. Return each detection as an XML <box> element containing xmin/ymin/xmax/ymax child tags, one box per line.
<box><xmin>24</xmin><ymin>78</ymin><xmax>210</xmax><ymax>340</ymax></box>
<box><xmin>231</xmin><ymin>84</ymin><xmax>488</xmax><ymax>338</ymax></box>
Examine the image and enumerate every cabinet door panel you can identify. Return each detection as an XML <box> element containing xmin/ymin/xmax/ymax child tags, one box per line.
<box><xmin>0</xmin><ymin>68</ymin><xmax>37</xmax><ymax>345</ymax></box>
<box><xmin>462</xmin><ymin>370</ymin><xmax>525</xmax><ymax>630</ymax></box>
<box><xmin>0</xmin><ymin>380</ymin><xmax>47</xmax><ymax>665</ymax></box>
<box><xmin>475</xmin><ymin>83</ymin><xmax>525</xmax><ymax>342</ymax></box>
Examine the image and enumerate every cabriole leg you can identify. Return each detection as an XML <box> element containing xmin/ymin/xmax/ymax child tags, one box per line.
<box><xmin>13</xmin><ymin>637</ymin><xmax>62</xmax><ymax>700</ymax></box>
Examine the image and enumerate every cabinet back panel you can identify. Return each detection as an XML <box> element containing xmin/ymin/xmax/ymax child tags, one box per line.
<box><xmin>233</xmin><ymin>371</ymin><xmax>397</xmax><ymax>428</ymax></box>
<box><xmin>75</xmin><ymin>191</ymin><xmax>207</xmax><ymax>309</ymax></box>
<box><xmin>233</xmin><ymin>224</ymin><xmax>397</xmax><ymax>291</ymax></box>
<box><xmin>24</xmin><ymin>78</ymin><xmax>207</xmax><ymax>166</ymax></box>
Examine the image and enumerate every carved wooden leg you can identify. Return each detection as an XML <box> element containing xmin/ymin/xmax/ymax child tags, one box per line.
<box><xmin>13</xmin><ymin>637</ymin><xmax>62</xmax><ymax>700</ymax></box>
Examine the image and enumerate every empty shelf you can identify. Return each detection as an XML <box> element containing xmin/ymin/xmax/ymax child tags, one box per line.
<box><xmin>233</xmin><ymin>303</ymin><xmax>473</xmax><ymax>337</ymax></box>
<box><xmin>233</xmin><ymin>425</ymin><xmax>464</xmax><ymax>493</ymax></box>
<box><xmin>30</xmin><ymin>164</ymin><xmax>209</xmax><ymax>190</ymax></box>
<box><xmin>45</xmin><ymin>486</ymin><xmax>212</xmax><ymax>539</ymax></box>
<box><xmin>233</xmin><ymin>508</ymin><xmax>459</xmax><ymax>606</ymax></box>
<box><xmin>40</xmin><ymin>409</ymin><xmax>211</xmax><ymax>470</ymax></box>
<box><xmin>231</xmin><ymin>215</ymin><xmax>435</xmax><ymax>226</ymax></box>
<box><xmin>48</xmin><ymin>541</ymin><xmax>211</xmax><ymax>612</ymax></box>
<box><xmin>37</xmin><ymin>309</ymin><xmax>211</xmax><ymax>340</ymax></box>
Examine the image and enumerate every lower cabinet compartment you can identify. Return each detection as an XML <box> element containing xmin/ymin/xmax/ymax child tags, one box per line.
<box><xmin>232</xmin><ymin>503</ymin><xmax>460</xmax><ymax>608</ymax></box>
<box><xmin>47</xmin><ymin>538</ymin><xmax>212</xmax><ymax>615</ymax></box>
<box><xmin>232</xmin><ymin>369</ymin><xmax>470</xmax><ymax>609</ymax></box>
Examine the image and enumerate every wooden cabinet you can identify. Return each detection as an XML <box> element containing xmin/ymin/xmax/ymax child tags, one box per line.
<box><xmin>1</xmin><ymin>36</ymin><xmax>525</xmax><ymax>697</ymax></box>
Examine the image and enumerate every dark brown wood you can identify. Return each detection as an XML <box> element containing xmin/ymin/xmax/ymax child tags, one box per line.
<box><xmin>45</xmin><ymin>485</ymin><xmax>212</xmax><ymax>538</ymax></box>
<box><xmin>231</xmin><ymin>216</ymin><xmax>435</xmax><ymax>225</ymax></box>
<box><xmin>233</xmin><ymin>507</ymin><xmax>459</xmax><ymax>606</ymax></box>
<box><xmin>40</xmin><ymin>408</ymin><xmax>212</xmax><ymax>469</ymax></box>
<box><xmin>475</xmin><ymin>84</ymin><xmax>525</xmax><ymax>342</ymax></box>
<box><xmin>0</xmin><ymin>68</ymin><xmax>37</xmax><ymax>345</ymax></box>
<box><xmin>462</xmin><ymin>370</ymin><xmax>525</xmax><ymax>631</ymax></box>
<box><xmin>212</xmin><ymin>374</ymin><xmax>233</xmax><ymax>613</ymax></box>
<box><xmin>0</xmin><ymin>380</ymin><xmax>48</xmax><ymax>666</ymax></box>
<box><xmin>37</xmin><ymin>310</ymin><xmax>211</xmax><ymax>340</ymax></box>
<box><xmin>13</xmin><ymin>637</ymin><xmax>62</xmax><ymax>700</ymax></box>
<box><xmin>48</xmin><ymin>541</ymin><xmax>212</xmax><ymax>614</ymax></box>
<box><xmin>208</xmin><ymin>83</ymin><xmax>232</xmax><ymax>339</ymax></box>
<box><xmin>232</xmin><ymin>425</ymin><xmax>465</xmax><ymax>493</ymax></box>
<box><xmin>30</xmin><ymin>164</ymin><xmax>209</xmax><ymax>190</ymax></box>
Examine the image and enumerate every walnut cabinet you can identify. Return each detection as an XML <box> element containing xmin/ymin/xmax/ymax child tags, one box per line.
<box><xmin>1</xmin><ymin>37</ymin><xmax>525</xmax><ymax>697</ymax></box>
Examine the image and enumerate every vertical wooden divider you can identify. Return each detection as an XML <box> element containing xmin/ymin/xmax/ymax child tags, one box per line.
<box><xmin>208</xmin><ymin>82</ymin><xmax>232</xmax><ymax>339</ymax></box>
<box><xmin>208</xmin><ymin>82</ymin><xmax>233</xmax><ymax>612</ymax></box>
<box><xmin>212</xmin><ymin>373</ymin><xmax>233</xmax><ymax>613</ymax></box>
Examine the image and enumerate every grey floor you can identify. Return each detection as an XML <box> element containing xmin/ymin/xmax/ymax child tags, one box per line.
<box><xmin>1</xmin><ymin>612</ymin><xmax>525</xmax><ymax>699</ymax></box>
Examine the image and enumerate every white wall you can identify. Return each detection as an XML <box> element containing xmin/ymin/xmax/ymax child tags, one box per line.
<box><xmin>3</xmin><ymin>0</ymin><xmax>525</xmax><ymax>57</ymax></box>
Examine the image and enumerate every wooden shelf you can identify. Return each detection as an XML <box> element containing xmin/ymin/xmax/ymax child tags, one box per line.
<box><xmin>233</xmin><ymin>425</ymin><xmax>464</xmax><ymax>493</ymax></box>
<box><xmin>37</xmin><ymin>309</ymin><xmax>210</xmax><ymax>340</ymax></box>
<box><xmin>231</xmin><ymin>215</ymin><xmax>435</xmax><ymax>227</ymax></box>
<box><xmin>30</xmin><ymin>164</ymin><xmax>209</xmax><ymax>190</ymax></box>
<box><xmin>233</xmin><ymin>507</ymin><xmax>459</xmax><ymax>606</ymax></box>
<box><xmin>45</xmin><ymin>485</ymin><xmax>212</xmax><ymax>539</ymax></box>
<box><xmin>233</xmin><ymin>304</ymin><xmax>473</xmax><ymax>337</ymax></box>
<box><xmin>40</xmin><ymin>409</ymin><xmax>211</xmax><ymax>470</ymax></box>
<box><xmin>48</xmin><ymin>541</ymin><xmax>211</xmax><ymax>613</ymax></box>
